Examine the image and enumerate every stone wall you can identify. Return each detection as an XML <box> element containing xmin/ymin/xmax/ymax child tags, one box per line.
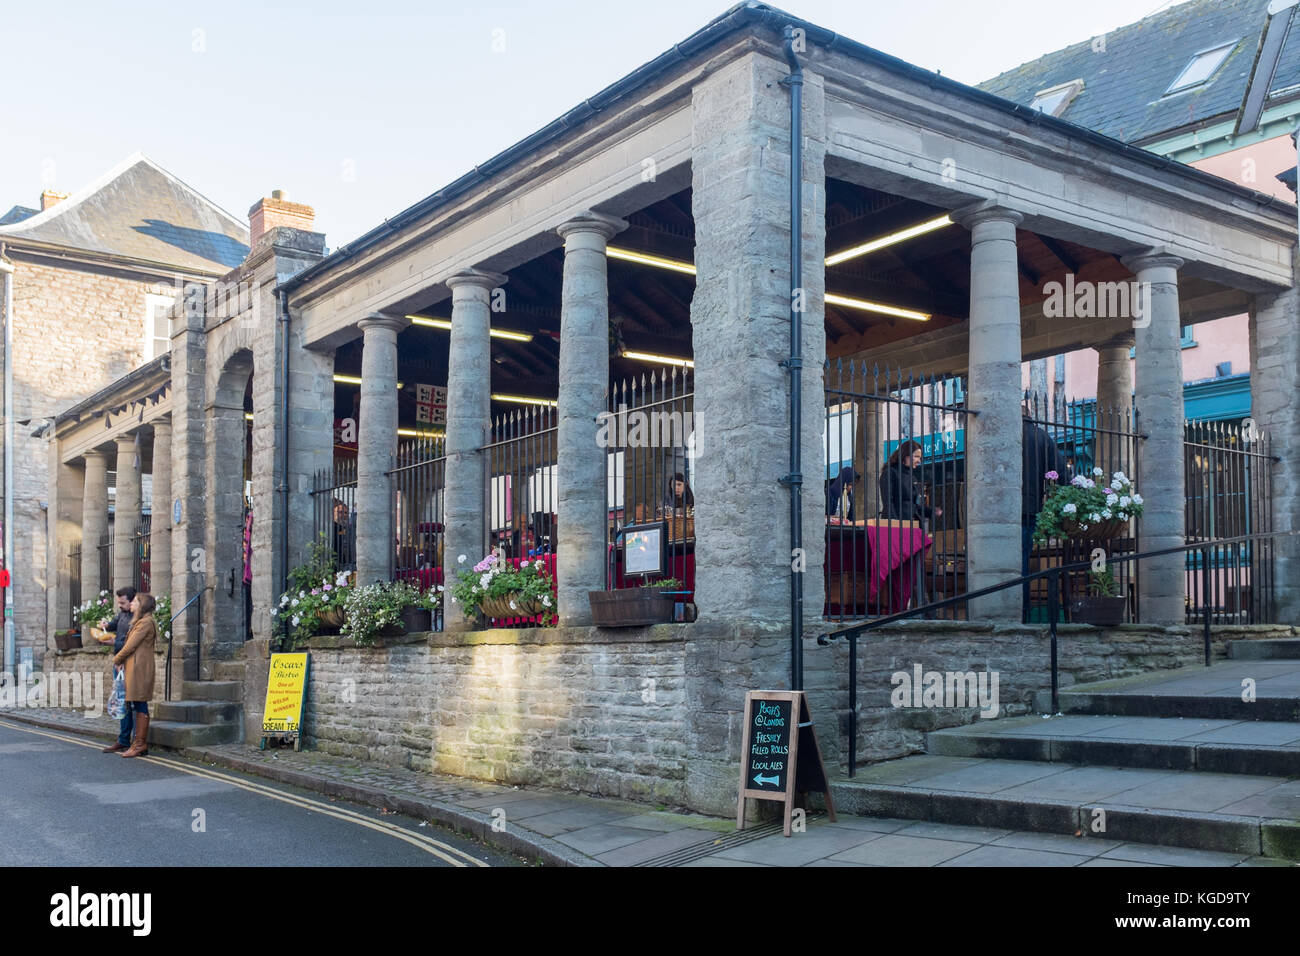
<box><xmin>21</xmin><ymin>643</ymin><xmax>169</xmax><ymax>716</ymax></box>
<box><xmin>10</xmin><ymin>256</ymin><xmax>160</xmax><ymax>668</ymax></box>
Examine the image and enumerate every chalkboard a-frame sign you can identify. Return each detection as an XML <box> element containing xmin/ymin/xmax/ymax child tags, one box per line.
<box><xmin>736</xmin><ymin>690</ymin><xmax>837</xmax><ymax>836</ymax></box>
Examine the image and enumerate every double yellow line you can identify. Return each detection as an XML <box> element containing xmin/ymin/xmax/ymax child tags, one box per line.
<box><xmin>0</xmin><ymin>719</ymin><xmax>490</xmax><ymax>867</ymax></box>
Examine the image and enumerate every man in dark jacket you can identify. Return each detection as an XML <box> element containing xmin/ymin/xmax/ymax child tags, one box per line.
<box><xmin>100</xmin><ymin>586</ymin><xmax>137</xmax><ymax>753</ymax></box>
<box><xmin>1022</xmin><ymin>418</ymin><xmax>1067</xmax><ymax>620</ymax></box>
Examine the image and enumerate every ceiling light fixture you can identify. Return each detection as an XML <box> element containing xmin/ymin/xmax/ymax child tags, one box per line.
<box><xmin>621</xmin><ymin>350</ymin><xmax>695</xmax><ymax>368</ymax></box>
<box><xmin>491</xmin><ymin>393</ymin><xmax>557</xmax><ymax>407</ymax></box>
<box><xmin>605</xmin><ymin>247</ymin><xmax>697</xmax><ymax>275</ymax></box>
<box><xmin>333</xmin><ymin>374</ymin><xmax>404</xmax><ymax>387</ymax></box>
<box><xmin>406</xmin><ymin>315</ymin><xmax>534</xmax><ymax>342</ymax></box>
<box><xmin>397</xmin><ymin>428</ymin><xmax>444</xmax><ymax>438</ymax></box>
<box><xmin>825</xmin><ymin>293</ymin><xmax>930</xmax><ymax>321</ymax></box>
<box><xmin>824</xmin><ymin>215</ymin><xmax>954</xmax><ymax>267</ymax></box>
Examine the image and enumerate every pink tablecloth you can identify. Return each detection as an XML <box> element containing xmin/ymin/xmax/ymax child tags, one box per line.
<box><xmin>868</xmin><ymin>525</ymin><xmax>931</xmax><ymax>613</ymax></box>
<box><xmin>826</xmin><ymin>521</ymin><xmax>932</xmax><ymax>614</ymax></box>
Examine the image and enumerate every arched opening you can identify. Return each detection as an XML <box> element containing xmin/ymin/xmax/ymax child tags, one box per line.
<box><xmin>207</xmin><ymin>347</ymin><xmax>254</xmax><ymax>667</ymax></box>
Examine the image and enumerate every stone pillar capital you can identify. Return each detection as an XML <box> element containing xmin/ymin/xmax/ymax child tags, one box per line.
<box><xmin>357</xmin><ymin>312</ymin><xmax>409</xmax><ymax>334</ymax></box>
<box><xmin>952</xmin><ymin>201</ymin><xmax>1023</xmax><ymax>231</ymax></box>
<box><xmin>113</xmin><ymin>431</ymin><xmax>139</xmax><ymax>447</ymax></box>
<box><xmin>556</xmin><ymin>211</ymin><xmax>628</xmax><ymax>244</ymax></box>
<box><xmin>446</xmin><ymin>269</ymin><xmax>507</xmax><ymax>291</ymax></box>
<box><xmin>1121</xmin><ymin>249</ymin><xmax>1184</xmax><ymax>274</ymax></box>
<box><xmin>151</xmin><ymin>418</ymin><xmax>172</xmax><ymax>437</ymax></box>
<box><xmin>83</xmin><ymin>448</ymin><xmax>108</xmax><ymax>464</ymax></box>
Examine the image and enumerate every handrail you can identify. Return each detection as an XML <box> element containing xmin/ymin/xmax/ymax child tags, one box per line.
<box><xmin>818</xmin><ymin>528</ymin><xmax>1300</xmax><ymax>777</ymax></box>
<box><xmin>163</xmin><ymin>590</ymin><xmax>203</xmax><ymax>702</ymax></box>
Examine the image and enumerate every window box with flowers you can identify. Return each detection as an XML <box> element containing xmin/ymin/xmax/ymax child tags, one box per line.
<box><xmin>588</xmin><ymin>578</ymin><xmax>687</xmax><ymax>627</ymax></box>
<box><xmin>449</xmin><ymin>551</ymin><xmax>556</xmax><ymax>626</ymax></box>
<box><xmin>342</xmin><ymin>580</ymin><xmax>441</xmax><ymax>647</ymax></box>
<box><xmin>276</xmin><ymin>569</ymin><xmax>354</xmax><ymax>648</ymax></box>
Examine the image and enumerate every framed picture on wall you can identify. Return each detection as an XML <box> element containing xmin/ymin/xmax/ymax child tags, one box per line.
<box><xmin>621</xmin><ymin>521</ymin><xmax>667</xmax><ymax>577</ymax></box>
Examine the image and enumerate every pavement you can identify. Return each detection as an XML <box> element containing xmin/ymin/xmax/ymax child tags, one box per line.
<box><xmin>3</xmin><ymin>706</ymin><xmax>1291</xmax><ymax>867</ymax></box>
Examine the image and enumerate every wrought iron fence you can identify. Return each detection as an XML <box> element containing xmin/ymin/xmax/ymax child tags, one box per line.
<box><xmin>604</xmin><ymin>368</ymin><xmax>695</xmax><ymax>594</ymax></box>
<box><xmin>96</xmin><ymin>532</ymin><xmax>112</xmax><ymax>595</ymax></box>
<box><xmin>68</xmin><ymin>544</ymin><xmax>82</xmax><ymax>623</ymax></box>
<box><xmin>823</xmin><ymin>361</ymin><xmax>971</xmax><ymax>624</ymax></box>
<box><xmin>310</xmin><ymin>456</ymin><xmax>357</xmax><ymax>572</ymax></box>
<box><xmin>1184</xmin><ymin>419</ymin><xmax>1274</xmax><ymax>624</ymax></box>
<box><xmin>388</xmin><ymin>438</ymin><xmax>446</xmax><ymax>629</ymax></box>
<box><xmin>130</xmin><ymin>514</ymin><xmax>152</xmax><ymax>593</ymax></box>
<box><xmin>1023</xmin><ymin>391</ymin><xmax>1142</xmax><ymax>625</ymax></box>
<box><xmin>482</xmin><ymin>405</ymin><xmax>556</xmax><ymax>627</ymax></box>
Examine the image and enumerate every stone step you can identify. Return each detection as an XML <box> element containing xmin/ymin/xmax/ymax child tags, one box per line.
<box><xmin>147</xmin><ymin>720</ymin><xmax>239</xmax><ymax>749</ymax></box>
<box><xmin>153</xmin><ymin>699</ymin><xmax>241</xmax><ymax>725</ymax></box>
<box><xmin>829</xmin><ymin>755</ymin><xmax>1300</xmax><ymax>860</ymax></box>
<box><xmin>1056</xmin><ymin>690</ymin><xmax>1300</xmax><ymax>722</ymax></box>
<box><xmin>180</xmin><ymin>680</ymin><xmax>242</xmax><ymax>702</ymax></box>
<box><xmin>212</xmin><ymin>660</ymin><xmax>248</xmax><ymax>681</ymax></box>
<box><xmin>928</xmin><ymin>715</ymin><xmax>1300</xmax><ymax>777</ymax></box>
<box><xmin>1230</xmin><ymin>639</ymin><xmax>1300</xmax><ymax>661</ymax></box>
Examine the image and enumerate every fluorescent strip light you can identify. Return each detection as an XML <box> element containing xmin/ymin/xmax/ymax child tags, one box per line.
<box><xmin>825</xmin><ymin>293</ymin><xmax>930</xmax><ymax>321</ymax></box>
<box><xmin>491</xmin><ymin>393</ymin><xmax>557</xmax><ymax>407</ymax></box>
<box><xmin>333</xmin><ymin>374</ymin><xmax>405</xmax><ymax>387</ymax></box>
<box><xmin>397</xmin><ymin>428</ymin><xmax>444</xmax><ymax>438</ymax></box>
<box><xmin>244</xmin><ymin>412</ymin><xmax>253</xmax><ymax>421</ymax></box>
<box><xmin>606</xmin><ymin>247</ymin><xmax>697</xmax><ymax>275</ymax></box>
<box><xmin>406</xmin><ymin>315</ymin><xmax>534</xmax><ymax>342</ymax></box>
<box><xmin>825</xmin><ymin>215</ymin><xmax>954</xmax><ymax>267</ymax></box>
<box><xmin>621</xmin><ymin>350</ymin><xmax>695</xmax><ymax>368</ymax></box>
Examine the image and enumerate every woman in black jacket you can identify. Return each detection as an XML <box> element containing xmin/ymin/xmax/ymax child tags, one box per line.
<box><xmin>879</xmin><ymin>441</ymin><xmax>942</xmax><ymax>523</ymax></box>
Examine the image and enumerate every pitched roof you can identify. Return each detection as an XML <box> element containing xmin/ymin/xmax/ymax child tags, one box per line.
<box><xmin>0</xmin><ymin>153</ymin><xmax>249</xmax><ymax>274</ymax></box>
<box><xmin>978</xmin><ymin>0</ymin><xmax>1300</xmax><ymax>144</ymax></box>
<box><xmin>0</xmin><ymin>205</ymin><xmax>38</xmax><ymax>226</ymax></box>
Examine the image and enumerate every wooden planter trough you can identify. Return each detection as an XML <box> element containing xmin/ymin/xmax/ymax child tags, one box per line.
<box><xmin>1069</xmin><ymin>595</ymin><xmax>1127</xmax><ymax>626</ymax></box>
<box><xmin>589</xmin><ymin>588</ymin><xmax>680</xmax><ymax>627</ymax></box>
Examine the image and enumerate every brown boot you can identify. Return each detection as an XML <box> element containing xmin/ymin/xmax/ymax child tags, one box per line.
<box><xmin>101</xmin><ymin>741</ymin><xmax>128</xmax><ymax>753</ymax></box>
<box><xmin>121</xmin><ymin>715</ymin><xmax>149</xmax><ymax>758</ymax></box>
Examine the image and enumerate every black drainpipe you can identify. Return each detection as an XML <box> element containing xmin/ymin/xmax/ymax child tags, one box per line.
<box><xmin>781</xmin><ymin>25</ymin><xmax>804</xmax><ymax>692</ymax></box>
<box><xmin>277</xmin><ymin>288</ymin><xmax>292</xmax><ymax>644</ymax></box>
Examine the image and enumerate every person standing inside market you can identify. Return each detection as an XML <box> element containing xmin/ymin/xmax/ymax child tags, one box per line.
<box><xmin>100</xmin><ymin>586</ymin><xmax>137</xmax><ymax>753</ymax></box>
<box><xmin>113</xmin><ymin>592</ymin><xmax>158</xmax><ymax>759</ymax></box>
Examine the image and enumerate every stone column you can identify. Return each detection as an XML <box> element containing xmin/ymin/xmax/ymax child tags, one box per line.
<box><xmin>80</xmin><ymin>450</ymin><xmax>110</xmax><ymax>615</ymax></box>
<box><xmin>150</xmin><ymin>419</ymin><xmax>172</xmax><ymax>599</ymax></box>
<box><xmin>50</xmin><ymin>450</ymin><xmax>85</xmax><ymax>631</ymax></box>
<box><xmin>355</xmin><ymin>314</ymin><xmax>406</xmax><ymax>585</ymax></box>
<box><xmin>1250</xmin><ymin>264</ymin><xmax>1300</xmax><ymax>620</ymax></box>
<box><xmin>112</xmin><ymin>433</ymin><xmax>142</xmax><ymax>591</ymax></box>
<box><xmin>555</xmin><ymin>212</ymin><xmax>626</xmax><ymax>626</ymax></box>
<box><xmin>443</xmin><ymin>269</ymin><xmax>505</xmax><ymax>629</ymax></box>
<box><xmin>1095</xmin><ymin>337</ymin><xmax>1134</xmax><ymax>480</ymax></box>
<box><xmin>954</xmin><ymin>202</ymin><xmax>1024</xmax><ymax>619</ymax></box>
<box><xmin>1123</xmin><ymin>251</ymin><xmax>1186</xmax><ymax>625</ymax></box>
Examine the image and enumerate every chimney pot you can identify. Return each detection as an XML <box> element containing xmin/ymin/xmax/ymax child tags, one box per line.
<box><xmin>247</xmin><ymin>192</ymin><xmax>315</xmax><ymax>246</ymax></box>
<box><xmin>40</xmin><ymin>189</ymin><xmax>68</xmax><ymax>211</ymax></box>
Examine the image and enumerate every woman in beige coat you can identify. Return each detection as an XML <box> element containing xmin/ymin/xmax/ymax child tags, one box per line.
<box><xmin>112</xmin><ymin>592</ymin><xmax>157</xmax><ymax>759</ymax></box>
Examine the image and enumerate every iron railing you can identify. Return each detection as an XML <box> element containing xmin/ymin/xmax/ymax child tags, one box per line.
<box><xmin>819</xmin><ymin>529</ymin><xmax>1300</xmax><ymax>777</ymax></box>
<box><xmin>310</xmin><ymin>457</ymin><xmax>358</xmax><ymax>571</ymax></box>
<box><xmin>68</xmin><ymin>544</ymin><xmax>82</xmax><ymax>624</ymax></box>
<box><xmin>162</xmin><ymin>590</ymin><xmax>203</xmax><ymax>702</ymax></box>
<box><xmin>604</xmin><ymin>368</ymin><xmax>694</xmax><ymax>593</ymax></box>
<box><xmin>129</xmin><ymin>515</ymin><xmax>152</xmax><ymax>593</ymax></box>
<box><xmin>388</xmin><ymin>438</ymin><xmax>446</xmax><ymax>630</ymax></box>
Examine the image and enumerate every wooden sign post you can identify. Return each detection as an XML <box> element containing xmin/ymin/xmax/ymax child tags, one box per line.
<box><xmin>737</xmin><ymin>690</ymin><xmax>836</xmax><ymax>836</ymax></box>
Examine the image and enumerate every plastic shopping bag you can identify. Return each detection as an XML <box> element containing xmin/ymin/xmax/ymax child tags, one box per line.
<box><xmin>107</xmin><ymin>666</ymin><xmax>125</xmax><ymax>719</ymax></box>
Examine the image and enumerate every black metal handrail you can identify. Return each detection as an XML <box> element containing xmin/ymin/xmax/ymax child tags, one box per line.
<box><xmin>163</xmin><ymin>590</ymin><xmax>203</xmax><ymax>702</ymax></box>
<box><xmin>818</xmin><ymin>528</ymin><xmax>1300</xmax><ymax>777</ymax></box>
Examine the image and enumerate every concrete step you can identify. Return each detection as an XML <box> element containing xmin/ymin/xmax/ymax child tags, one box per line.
<box><xmin>212</xmin><ymin>660</ymin><xmax>248</xmax><ymax>681</ymax></box>
<box><xmin>147</xmin><ymin>720</ymin><xmax>239</xmax><ymax>749</ymax></box>
<box><xmin>829</xmin><ymin>755</ymin><xmax>1300</xmax><ymax>860</ymax></box>
<box><xmin>1057</xmin><ymin>691</ymin><xmax>1300</xmax><ymax>722</ymax></box>
<box><xmin>1230</xmin><ymin>639</ymin><xmax>1300</xmax><ymax>661</ymax></box>
<box><xmin>180</xmin><ymin>680</ymin><xmax>242</xmax><ymax>702</ymax></box>
<box><xmin>153</xmin><ymin>699</ymin><xmax>241</xmax><ymax>725</ymax></box>
<box><xmin>928</xmin><ymin>715</ymin><xmax>1300</xmax><ymax>776</ymax></box>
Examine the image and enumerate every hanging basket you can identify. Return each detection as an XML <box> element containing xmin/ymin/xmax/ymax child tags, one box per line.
<box><xmin>481</xmin><ymin>593</ymin><xmax>545</xmax><ymax>619</ymax></box>
<box><xmin>1061</xmin><ymin>517</ymin><xmax>1128</xmax><ymax>541</ymax></box>
<box><xmin>316</xmin><ymin>607</ymin><xmax>346</xmax><ymax>633</ymax></box>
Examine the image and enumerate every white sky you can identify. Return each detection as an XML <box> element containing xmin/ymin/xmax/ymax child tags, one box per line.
<box><xmin>0</xmin><ymin>0</ymin><xmax>1184</xmax><ymax>247</ymax></box>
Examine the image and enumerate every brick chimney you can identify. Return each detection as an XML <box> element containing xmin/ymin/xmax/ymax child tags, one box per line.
<box><xmin>40</xmin><ymin>189</ymin><xmax>68</xmax><ymax>211</ymax></box>
<box><xmin>247</xmin><ymin>189</ymin><xmax>315</xmax><ymax>245</ymax></box>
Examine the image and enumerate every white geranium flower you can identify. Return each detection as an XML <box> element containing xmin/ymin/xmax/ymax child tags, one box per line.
<box><xmin>1092</xmin><ymin>467</ymin><xmax>1104</xmax><ymax>477</ymax></box>
<box><xmin>1101</xmin><ymin>509</ymin><xmax>1112</xmax><ymax>519</ymax></box>
<box><xmin>509</xmin><ymin>600</ymin><xmax>518</xmax><ymax>611</ymax></box>
<box><xmin>280</xmin><ymin>594</ymin><xmax>289</xmax><ymax>607</ymax></box>
<box><xmin>291</xmin><ymin>598</ymin><xmax>299</xmax><ymax>607</ymax></box>
<box><xmin>1132</xmin><ymin>494</ymin><xmax>1143</xmax><ymax>505</ymax></box>
<box><xmin>291</xmin><ymin>615</ymin><xmax>300</xmax><ymax>627</ymax></box>
<box><xmin>541</xmin><ymin>595</ymin><xmax>551</xmax><ymax>607</ymax></box>
<box><xmin>1119</xmin><ymin>496</ymin><xmax>1131</xmax><ymax>508</ymax></box>
<box><xmin>457</xmin><ymin>554</ymin><xmax>467</xmax><ymax>564</ymax></box>
<box><xmin>1106</xmin><ymin>494</ymin><xmax>1119</xmax><ymax>506</ymax></box>
<box><xmin>479</xmin><ymin>573</ymin><xmax>492</xmax><ymax>588</ymax></box>
<box><xmin>1062</xmin><ymin>503</ymin><xmax>1077</xmax><ymax>514</ymax></box>
<box><xmin>1112</xmin><ymin>472</ymin><xmax>1128</xmax><ymax>486</ymax></box>
<box><xmin>336</xmin><ymin>571</ymin><xmax>350</xmax><ymax>587</ymax></box>
<box><xmin>1090</xmin><ymin>513</ymin><xmax>1102</xmax><ymax>523</ymax></box>
<box><xmin>1118</xmin><ymin>512</ymin><xmax>1129</xmax><ymax>520</ymax></box>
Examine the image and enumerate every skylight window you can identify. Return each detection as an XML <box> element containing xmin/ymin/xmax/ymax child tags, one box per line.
<box><xmin>1030</xmin><ymin>79</ymin><xmax>1084</xmax><ymax>116</ymax></box>
<box><xmin>1166</xmin><ymin>42</ymin><xmax>1236</xmax><ymax>94</ymax></box>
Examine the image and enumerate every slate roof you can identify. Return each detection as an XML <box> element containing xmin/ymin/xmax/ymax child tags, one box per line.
<box><xmin>0</xmin><ymin>205</ymin><xmax>37</xmax><ymax>226</ymax></box>
<box><xmin>0</xmin><ymin>153</ymin><xmax>249</xmax><ymax>274</ymax></box>
<box><xmin>978</xmin><ymin>0</ymin><xmax>1300</xmax><ymax>144</ymax></box>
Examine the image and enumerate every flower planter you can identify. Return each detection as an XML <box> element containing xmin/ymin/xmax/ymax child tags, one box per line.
<box><xmin>400</xmin><ymin>606</ymin><xmax>432</xmax><ymax>633</ymax></box>
<box><xmin>55</xmin><ymin>630</ymin><xmax>83</xmax><ymax>651</ymax></box>
<box><xmin>1061</xmin><ymin>517</ymin><xmax>1128</xmax><ymax>541</ymax></box>
<box><xmin>316</xmin><ymin>607</ymin><xmax>346</xmax><ymax>633</ymax></box>
<box><xmin>1069</xmin><ymin>595</ymin><xmax>1127</xmax><ymax>626</ymax></box>
<box><xmin>481</xmin><ymin>594</ymin><xmax>544</xmax><ymax>619</ymax></box>
<box><xmin>588</xmin><ymin>588</ymin><xmax>678</xmax><ymax>627</ymax></box>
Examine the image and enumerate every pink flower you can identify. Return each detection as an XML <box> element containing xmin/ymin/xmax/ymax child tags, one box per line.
<box><xmin>323</xmin><ymin>584</ymin><xmax>333</xmax><ymax>591</ymax></box>
<box><xmin>310</xmin><ymin>588</ymin><xmax>320</xmax><ymax>595</ymax></box>
<box><xmin>1103</xmin><ymin>488</ymin><xmax>1114</xmax><ymax>495</ymax></box>
<box><xmin>1045</xmin><ymin>470</ymin><xmax>1059</xmax><ymax>481</ymax></box>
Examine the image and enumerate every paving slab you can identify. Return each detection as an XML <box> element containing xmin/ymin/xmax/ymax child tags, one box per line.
<box><xmin>712</xmin><ymin>825</ymin><xmax>882</xmax><ymax>867</ymax></box>
<box><xmin>1216</xmin><ymin>781</ymin><xmax>1300</xmax><ymax>818</ymax></box>
<box><xmin>1085</xmin><ymin>717</ymin><xmax>1240</xmax><ymax>740</ymax></box>
<box><xmin>998</xmin><ymin>765</ymin><xmax>1173</xmax><ymax>802</ymax></box>
<box><xmin>680</xmin><ymin>858</ymin><xmax>770</xmax><ymax>867</ymax></box>
<box><xmin>595</xmin><ymin>827</ymin><xmax>720</xmax><ymax>866</ymax></box>
<box><xmin>555</xmin><ymin>824</ymin><xmax>667</xmax><ymax>856</ymax></box>
<box><xmin>848</xmin><ymin>754</ymin><xmax>987</xmax><ymax>785</ymax></box>
<box><xmin>1078</xmin><ymin>858</ymin><xmax>1163</xmax><ymax>867</ymax></box>
<box><xmin>911</xmin><ymin>759</ymin><xmax>1068</xmax><ymax>794</ymax></box>
<box><xmin>1188</xmin><ymin>724</ymin><xmax>1300</xmax><ymax>745</ymax></box>
<box><xmin>937</xmin><ymin>845</ymin><xmax>1089</xmax><ymax>866</ymax></box>
<box><xmin>991</xmin><ymin>830</ymin><xmax>1121</xmax><ymax>855</ymax></box>
<box><xmin>1098</xmin><ymin>843</ymin><xmax>1254</xmax><ymax>866</ymax></box>
<box><xmin>519</xmin><ymin>805</ymin><xmax>642</xmax><ymax>835</ymax></box>
<box><xmin>826</xmin><ymin>834</ymin><xmax>980</xmax><ymax>867</ymax></box>
<box><xmin>1106</xmin><ymin>772</ymin><xmax>1285</xmax><ymax>812</ymax></box>
<box><xmin>818</xmin><ymin>815</ymin><xmax>917</xmax><ymax>833</ymax></box>
<box><xmin>895</xmin><ymin>821</ymin><xmax>1013</xmax><ymax>843</ymax></box>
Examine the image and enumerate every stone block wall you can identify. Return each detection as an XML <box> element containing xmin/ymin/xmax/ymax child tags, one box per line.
<box><xmin>21</xmin><ymin>643</ymin><xmax>169</xmax><ymax>716</ymax></box>
<box><xmin>9</xmin><ymin>257</ymin><xmax>161</xmax><ymax>668</ymax></box>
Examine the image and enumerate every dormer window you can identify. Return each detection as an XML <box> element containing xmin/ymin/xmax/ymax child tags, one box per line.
<box><xmin>1030</xmin><ymin>79</ymin><xmax>1084</xmax><ymax>117</ymax></box>
<box><xmin>1166</xmin><ymin>42</ymin><xmax>1236</xmax><ymax>94</ymax></box>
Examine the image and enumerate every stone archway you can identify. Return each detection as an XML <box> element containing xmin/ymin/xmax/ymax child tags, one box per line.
<box><xmin>204</xmin><ymin>347</ymin><xmax>254</xmax><ymax>671</ymax></box>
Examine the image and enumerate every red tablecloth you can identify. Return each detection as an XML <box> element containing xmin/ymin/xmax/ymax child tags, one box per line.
<box><xmin>826</xmin><ymin>522</ymin><xmax>932</xmax><ymax>614</ymax></box>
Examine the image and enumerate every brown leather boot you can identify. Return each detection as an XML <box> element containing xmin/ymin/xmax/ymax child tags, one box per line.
<box><xmin>121</xmin><ymin>715</ymin><xmax>149</xmax><ymax>758</ymax></box>
<box><xmin>101</xmin><ymin>740</ymin><xmax>128</xmax><ymax>753</ymax></box>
